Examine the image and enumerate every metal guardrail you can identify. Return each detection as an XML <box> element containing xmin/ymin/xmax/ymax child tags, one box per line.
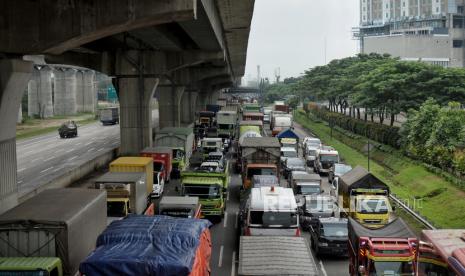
<box><xmin>389</xmin><ymin>194</ymin><xmax>436</xmax><ymax>230</ymax></box>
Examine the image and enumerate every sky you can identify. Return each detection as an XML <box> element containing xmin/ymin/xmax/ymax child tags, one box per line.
<box><xmin>243</xmin><ymin>0</ymin><xmax>360</xmax><ymax>84</ymax></box>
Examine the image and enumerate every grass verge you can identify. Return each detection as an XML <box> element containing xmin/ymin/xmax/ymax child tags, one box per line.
<box><xmin>295</xmin><ymin>110</ymin><xmax>465</xmax><ymax>229</ymax></box>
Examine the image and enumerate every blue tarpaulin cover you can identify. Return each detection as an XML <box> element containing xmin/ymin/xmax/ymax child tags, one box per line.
<box><xmin>276</xmin><ymin>128</ymin><xmax>299</xmax><ymax>140</ymax></box>
<box><xmin>79</xmin><ymin>215</ymin><xmax>212</xmax><ymax>276</ymax></box>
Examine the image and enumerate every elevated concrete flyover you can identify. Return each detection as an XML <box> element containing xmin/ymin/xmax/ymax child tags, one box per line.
<box><xmin>225</xmin><ymin>86</ymin><xmax>262</xmax><ymax>100</ymax></box>
<box><xmin>0</xmin><ymin>0</ymin><xmax>255</xmax><ymax>212</ymax></box>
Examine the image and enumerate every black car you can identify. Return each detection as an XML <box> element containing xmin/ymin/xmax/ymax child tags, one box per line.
<box><xmin>58</xmin><ymin>121</ymin><xmax>77</xmax><ymax>138</ymax></box>
<box><xmin>300</xmin><ymin>195</ymin><xmax>335</xmax><ymax>231</ymax></box>
<box><xmin>309</xmin><ymin>217</ymin><xmax>348</xmax><ymax>257</ymax></box>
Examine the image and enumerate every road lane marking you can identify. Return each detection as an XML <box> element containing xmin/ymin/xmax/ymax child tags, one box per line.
<box><xmin>65</xmin><ymin>148</ymin><xmax>74</xmax><ymax>153</ymax></box>
<box><xmin>43</xmin><ymin>156</ymin><xmax>55</xmax><ymax>162</ymax></box>
<box><xmin>234</xmin><ymin>211</ymin><xmax>239</xmax><ymax>229</ymax></box>
<box><xmin>97</xmin><ymin>148</ymin><xmax>104</xmax><ymax>152</ymax></box>
<box><xmin>40</xmin><ymin>167</ymin><xmax>54</xmax><ymax>174</ymax></box>
<box><xmin>52</xmin><ymin>167</ymin><xmax>62</xmax><ymax>172</ymax></box>
<box><xmin>227</xmin><ymin>191</ymin><xmax>230</xmax><ymax>201</ymax></box>
<box><xmin>231</xmin><ymin>251</ymin><xmax>236</xmax><ymax>276</ymax></box>
<box><xmin>75</xmin><ymin>143</ymin><xmax>82</xmax><ymax>145</ymax></box>
<box><xmin>87</xmin><ymin>147</ymin><xmax>95</xmax><ymax>152</ymax></box>
<box><xmin>17</xmin><ymin>180</ymin><xmax>23</xmax><ymax>184</ymax></box>
<box><xmin>68</xmin><ymin>156</ymin><xmax>78</xmax><ymax>161</ymax></box>
<box><xmin>319</xmin><ymin>260</ymin><xmax>328</xmax><ymax>276</ymax></box>
<box><xmin>85</xmin><ymin>142</ymin><xmax>93</xmax><ymax>146</ymax></box>
<box><xmin>17</xmin><ymin>168</ymin><xmax>26</xmax><ymax>172</ymax></box>
<box><xmin>31</xmin><ymin>158</ymin><xmax>41</xmax><ymax>163</ymax></box>
<box><xmin>223</xmin><ymin>211</ymin><xmax>228</xmax><ymax>228</ymax></box>
<box><xmin>218</xmin><ymin>245</ymin><xmax>224</xmax><ymax>268</ymax></box>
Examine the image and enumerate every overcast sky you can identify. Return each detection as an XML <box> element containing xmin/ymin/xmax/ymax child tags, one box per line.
<box><xmin>244</xmin><ymin>0</ymin><xmax>360</xmax><ymax>84</ymax></box>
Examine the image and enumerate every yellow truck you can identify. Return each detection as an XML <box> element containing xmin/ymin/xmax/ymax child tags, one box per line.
<box><xmin>337</xmin><ymin>166</ymin><xmax>393</xmax><ymax>229</ymax></box>
<box><xmin>109</xmin><ymin>157</ymin><xmax>153</xmax><ymax>196</ymax></box>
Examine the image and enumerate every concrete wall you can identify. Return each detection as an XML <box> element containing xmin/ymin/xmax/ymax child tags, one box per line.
<box><xmin>364</xmin><ymin>34</ymin><xmax>465</xmax><ymax>67</ymax></box>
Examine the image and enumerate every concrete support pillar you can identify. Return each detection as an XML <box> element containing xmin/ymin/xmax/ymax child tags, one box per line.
<box><xmin>180</xmin><ymin>91</ymin><xmax>198</xmax><ymax>126</ymax></box>
<box><xmin>53</xmin><ymin>68</ymin><xmax>77</xmax><ymax>115</ymax></box>
<box><xmin>158</xmin><ymin>86</ymin><xmax>185</xmax><ymax>129</ymax></box>
<box><xmin>209</xmin><ymin>90</ymin><xmax>220</xmax><ymax>104</ymax></box>
<box><xmin>75</xmin><ymin>70</ymin><xmax>85</xmax><ymax>113</ymax></box>
<box><xmin>17</xmin><ymin>104</ymin><xmax>22</xmax><ymax>123</ymax></box>
<box><xmin>27</xmin><ymin>67</ymin><xmax>53</xmax><ymax>118</ymax></box>
<box><xmin>0</xmin><ymin>59</ymin><xmax>33</xmax><ymax>213</ymax></box>
<box><xmin>118</xmin><ymin>77</ymin><xmax>159</xmax><ymax>155</ymax></box>
<box><xmin>82</xmin><ymin>70</ymin><xmax>96</xmax><ymax>113</ymax></box>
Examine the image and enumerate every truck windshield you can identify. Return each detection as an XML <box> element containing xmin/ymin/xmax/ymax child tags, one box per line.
<box><xmin>153</xmin><ymin>162</ymin><xmax>163</xmax><ymax>172</ymax></box>
<box><xmin>369</xmin><ymin>261</ymin><xmax>414</xmax><ymax>276</ymax></box>
<box><xmin>183</xmin><ymin>185</ymin><xmax>221</xmax><ymax>199</ymax></box>
<box><xmin>160</xmin><ymin>208</ymin><xmax>194</xmax><ymax>218</ymax></box>
<box><xmin>297</xmin><ymin>185</ymin><xmax>321</xmax><ymax>195</ymax></box>
<box><xmin>247</xmin><ymin>168</ymin><xmax>276</xmax><ymax>177</ymax></box>
<box><xmin>320</xmin><ymin>223</ymin><xmax>347</xmax><ymax>237</ymax></box>
<box><xmin>320</xmin><ymin>155</ymin><xmax>338</xmax><ymax>162</ymax></box>
<box><xmin>107</xmin><ymin>201</ymin><xmax>127</xmax><ymax>217</ymax></box>
<box><xmin>307</xmin><ymin>149</ymin><xmax>317</xmax><ymax>156</ymax></box>
<box><xmin>249</xmin><ymin>211</ymin><xmax>298</xmax><ymax>227</ymax></box>
<box><xmin>173</xmin><ymin>149</ymin><xmax>184</xmax><ymax>160</ymax></box>
<box><xmin>357</xmin><ymin>199</ymin><xmax>389</xmax><ymax>214</ymax></box>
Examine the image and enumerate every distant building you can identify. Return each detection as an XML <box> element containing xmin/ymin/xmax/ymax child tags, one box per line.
<box><xmin>356</xmin><ymin>0</ymin><xmax>465</xmax><ymax>67</ymax></box>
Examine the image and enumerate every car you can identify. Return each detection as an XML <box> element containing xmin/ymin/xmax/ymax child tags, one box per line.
<box><xmin>309</xmin><ymin>217</ymin><xmax>348</xmax><ymax>256</ymax></box>
<box><xmin>304</xmin><ymin>145</ymin><xmax>319</xmax><ymax>167</ymax></box>
<box><xmin>280</xmin><ymin>147</ymin><xmax>298</xmax><ymax>166</ymax></box>
<box><xmin>58</xmin><ymin>121</ymin><xmax>77</xmax><ymax>138</ymax></box>
<box><xmin>300</xmin><ymin>195</ymin><xmax>336</xmax><ymax>230</ymax></box>
<box><xmin>263</xmin><ymin>114</ymin><xmax>270</xmax><ymax>124</ymax></box>
<box><xmin>302</xmin><ymin>137</ymin><xmax>322</xmax><ymax>150</ymax></box>
<box><xmin>283</xmin><ymin>157</ymin><xmax>306</xmax><ymax>179</ymax></box>
<box><xmin>328</xmin><ymin>163</ymin><xmax>352</xmax><ymax>184</ymax></box>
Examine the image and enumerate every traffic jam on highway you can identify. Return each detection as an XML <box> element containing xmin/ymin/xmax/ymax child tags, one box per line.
<box><xmin>1</xmin><ymin>99</ymin><xmax>464</xmax><ymax>276</ymax></box>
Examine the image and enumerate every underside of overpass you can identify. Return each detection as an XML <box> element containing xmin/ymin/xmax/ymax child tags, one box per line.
<box><xmin>0</xmin><ymin>0</ymin><xmax>255</xmax><ymax>212</ymax></box>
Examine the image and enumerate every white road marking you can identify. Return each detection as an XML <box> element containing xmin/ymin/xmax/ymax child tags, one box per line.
<box><xmin>52</xmin><ymin>167</ymin><xmax>62</xmax><ymax>172</ymax></box>
<box><xmin>31</xmin><ymin>158</ymin><xmax>41</xmax><ymax>163</ymax></box>
<box><xmin>43</xmin><ymin>156</ymin><xmax>55</xmax><ymax>162</ymax></box>
<box><xmin>218</xmin><ymin>245</ymin><xmax>224</xmax><ymax>268</ymax></box>
<box><xmin>223</xmin><ymin>211</ymin><xmax>228</xmax><ymax>228</ymax></box>
<box><xmin>17</xmin><ymin>168</ymin><xmax>26</xmax><ymax>172</ymax></box>
<box><xmin>65</xmin><ymin>148</ymin><xmax>74</xmax><ymax>153</ymax></box>
<box><xmin>231</xmin><ymin>251</ymin><xmax>236</xmax><ymax>276</ymax></box>
<box><xmin>319</xmin><ymin>260</ymin><xmax>328</xmax><ymax>276</ymax></box>
<box><xmin>234</xmin><ymin>211</ymin><xmax>239</xmax><ymax>229</ymax></box>
<box><xmin>97</xmin><ymin>148</ymin><xmax>104</xmax><ymax>152</ymax></box>
<box><xmin>68</xmin><ymin>156</ymin><xmax>78</xmax><ymax>161</ymax></box>
<box><xmin>75</xmin><ymin>143</ymin><xmax>82</xmax><ymax>146</ymax></box>
<box><xmin>87</xmin><ymin>147</ymin><xmax>95</xmax><ymax>152</ymax></box>
<box><xmin>85</xmin><ymin>142</ymin><xmax>93</xmax><ymax>146</ymax></box>
<box><xmin>227</xmin><ymin>191</ymin><xmax>230</xmax><ymax>201</ymax></box>
<box><xmin>17</xmin><ymin>180</ymin><xmax>23</xmax><ymax>184</ymax></box>
<box><xmin>40</xmin><ymin>167</ymin><xmax>54</xmax><ymax>174</ymax></box>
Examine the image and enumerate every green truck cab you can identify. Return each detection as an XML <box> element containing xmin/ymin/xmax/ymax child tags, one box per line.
<box><xmin>0</xmin><ymin>257</ymin><xmax>63</xmax><ymax>276</ymax></box>
<box><xmin>181</xmin><ymin>161</ymin><xmax>230</xmax><ymax>220</ymax></box>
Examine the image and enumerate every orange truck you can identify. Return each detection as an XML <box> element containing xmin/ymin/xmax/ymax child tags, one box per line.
<box><xmin>420</xmin><ymin>229</ymin><xmax>465</xmax><ymax>275</ymax></box>
<box><xmin>238</xmin><ymin>137</ymin><xmax>281</xmax><ymax>189</ymax></box>
<box><xmin>348</xmin><ymin>217</ymin><xmax>418</xmax><ymax>276</ymax></box>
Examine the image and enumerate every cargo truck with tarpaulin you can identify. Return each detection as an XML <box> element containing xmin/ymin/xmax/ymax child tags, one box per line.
<box><xmin>181</xmin><ymin>161</ymin><xmax>230</xmax><ymax>219</ymax></box>
<box><xmin>348</xmin><ymin>217</ymin><xmax>418</xmax><ymax>276</ymax></box>
<box><xmin>420</xmin><ymin>229</ymin><xmax>465</xmax><ymax>275</ymax></box>
<box><xmin>238</xmin><ymin>120</ymin><xmax>263</xmax><ymax>139</ymax></box>
<box><xmin>0</xmin><ymin>188</ymin><xmax>107</xmax><ymax>276</ymax></box>
<box><xmin>338</xmin><ymin>166</ymin><xmax>393</xmax><ymax>229</ymax></box>
<box><xmin>238</xmin><ymin>137</ymin><xmax>281</xmax><ymax>189</ymax></box>
<box><xmin>154</xmin><ymin>127</ymin><xmax>195</xmax><ymax>178</ymax></box>
<box><xmin>79</xmin><ymin>215</ymin><xmax>212</xmax><ymax>276</ymax></box>
<box><xmin>93</xmin><ymin>172</ymin><xmax>153</xmax><ymax>217</ymax></box>
<box><xmin>238</xmin><ymin>236</ymin><xmax>318</xmax><ymax>276</ymax></box>
<box><xmin>217</xmin><ymin>109</ymin><xmax>238</xmax><ymax>139</ymax></box>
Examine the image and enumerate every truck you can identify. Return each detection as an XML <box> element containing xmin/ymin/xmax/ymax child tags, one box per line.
<box><xmin>242</xmin><ymin>103</ymin><xmax>261</xmax><ymax>113</ymax></box>
<box><xmin>206</xmin><ymin>104</ymin><xmax>221</xmax><ymax>114</ymax></box>
<box><xmin>200</xmin><ymin>137</ymin><xmax>223</xmax><ymax>156</ymax></box>
<box><xmin>0</xmin><ymin>188</ymin><xmax>107</xmax><ymax>276</ymax></box>
<box><xmin>109</xmin><ymin>157</ymin><xmax>154</xmax><ymax>196</ymax></box>
<box><xmin>314</xmin><ymin>146</ymin><xmax>340</xmax><ymax>175</ymax></box>
<box><xmin>238</xmin><ymin>236</ymin><xmax>318</xmax><ymax>276</ymax></box>
<box><xmin>338</xmin><ymin>166</ymin><xmax>393</xmax><ymax>229</ymax></box>
<box><xmin>239</xmin><ymin>120</ymin><xmax>263</xmax><ymax>138</ymax></box>
<box><xmin>271</xmin><ymin>114</ymin><xmax>293</xmax><ymax>136</ymax></box>
<box><xmin>420</xmin><ymin>229</ymin><xmax>465</xmax><ymax>275</ymax></box>
<box><xmin>242</xmin><ymin>112</ymin><xmax>264</xmax><ymax>121</ymax></box>
<box><xmin>158</xmin><ymin>196</ymin><xmax>202</xmax><ymax>219</ymax></box>
<box><xmin>154</xmin><ymin>127</ymin><xmax>195</xmax><ymax>178</ymax></box>
<box><xmin>180</xmin><ymin>160</ymin><xmax>230</xmax><ymax>220</ymax></box>
<box><xmin>274</xmin><ymin>101</ymin><xmax>290</xmax><ymax>113</ymax></box>
<box><xmin>348</xmin><ymin>217</ymin><xmax>418</xmax><ymax>276</ymax></box>
<box><xmin>239</xmin><ymin>186</ymin><xmax>300</xmax><ymax>237</ymax></box>
<box><xmin>217</xmin><ymin>109</ymin><xmax>237</xmax><ymax>139</ymax></box>
<box><xmin>197</xmin><ymin>110</ymin><xmax>215</xmax><ymax>128</ymax></box>
<box><xmin>99</xmin><ymin>107</ymin><xmax>119</xmax><ymax>125</ymax></box>
<box><xmin>93</xmin><ymin>172</ymin><xmax>150</xmax><ymax>217</ymax></box>
<box><xmin>140</xmin><ymin>146</ymin><xmax>172</xmax><ymax>183</ymax></box>
<box><xmin>79</xmin><ymin>215</ymin><xmax>212</xmax><ymax>276</ymax></box>
<box><xmin>291</xmin><ymin>173</ymin><xmax>323</xmax><ymax>196</ymax></box>
<box><xmin>238</xmin><ymin>137</ymin><xmax>281</xmax><ymax>188</ymax></box>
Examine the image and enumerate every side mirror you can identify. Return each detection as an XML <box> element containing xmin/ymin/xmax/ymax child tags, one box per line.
<box><xmin>358</xmin><ymin>265</ymin><xmax>365</xmax><ymax>275</ymax></box>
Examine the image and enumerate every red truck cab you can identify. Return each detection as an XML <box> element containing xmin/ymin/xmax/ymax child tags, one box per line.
<box><xmin>140</xmin><ymin>147</ymin><xmax>172</xmax><ymax>183</ymax></box>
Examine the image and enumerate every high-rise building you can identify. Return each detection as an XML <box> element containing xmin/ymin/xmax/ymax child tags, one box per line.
<box><xmin>356</xmin><ymin>0</ymin><xmax>465</xmax><ymax>67</ymax></box>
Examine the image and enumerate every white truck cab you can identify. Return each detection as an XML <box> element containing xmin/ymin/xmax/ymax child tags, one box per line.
<box><xmin>241</xmin><ymin>186</ymin><xmax>300</xmax><ymax>237</ymax></box>
<box><xmin>314</xmin><ymin>147</ymin><xmax>339</xmax><ymax>175</ymax></box>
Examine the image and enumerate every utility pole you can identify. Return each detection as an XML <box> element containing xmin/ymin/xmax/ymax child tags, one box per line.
<box><xmin>324</xmin><ymin>36</ymin><xmax>327</xmax><ymax>64</ymax></box>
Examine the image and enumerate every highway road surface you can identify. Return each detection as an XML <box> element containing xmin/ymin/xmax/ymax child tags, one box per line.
<box><xmin>16</xmin><ymin>109</ymin><xmax>160</xmax><ymax>198</ymax></box>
